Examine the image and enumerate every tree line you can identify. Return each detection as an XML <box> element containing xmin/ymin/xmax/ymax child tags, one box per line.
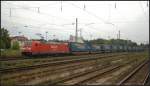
<box><xmin>0</xmin><ymin>27</ymin><xmax>148</xmax><ymax>50</ymax></box>
<box><xmin>87</xmin><ymin>38</ymin><xmax>144</xmax><ymax>46</ymax></box>
<box><xmin>0</xmin><ymin>27</ymin><xmax>19</xmax><ymax>50</ymax></box>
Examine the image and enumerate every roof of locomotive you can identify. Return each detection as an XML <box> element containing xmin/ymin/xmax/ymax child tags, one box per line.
<box><xmin>31</xmin><ymin>40</ymin><xmax>69</xmax><ymax>44</ymax></box>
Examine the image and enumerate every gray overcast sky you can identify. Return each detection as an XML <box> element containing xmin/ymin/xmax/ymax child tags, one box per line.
<box><xmin>1</xmin><ymin>1</ymin><xmax>149</xmax><ymax>44</ymax></box>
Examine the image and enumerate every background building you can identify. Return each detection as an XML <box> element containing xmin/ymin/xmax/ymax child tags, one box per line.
<box><xmin>11</xmin><ymin>35</ymin><xmax>28</xmax><ymax>48</ymax></box>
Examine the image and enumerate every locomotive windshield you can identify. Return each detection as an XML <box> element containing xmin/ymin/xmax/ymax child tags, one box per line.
<box><xmin>24</xmin><ymin>41</ymin><xmax>32</xmax><ymax>47</ymax></box>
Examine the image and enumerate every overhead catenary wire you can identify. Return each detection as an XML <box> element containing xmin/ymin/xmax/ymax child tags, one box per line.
<box><xmin>2</xmin><ymin>3</ymin><xmax>78</xmax><ymax>33</ymax></box>
<box><xmin>4</xmin><ymin>8</ymin><xmax>85</xmax><ymax>28</ymax></box>
<box><xmin>2</xmin><ymin>2</ymin><xmax>59</xmax><ymax>9</ymax></box>
<box><xmin>2</xmin><ymin>12</ymin><xmax>57</xmax><ymax>29</ymax></box>
<box><xmin>64</xmin><ymin>3</ymin><xmax>114</xmax><ymax>36</ymax></box>
<box><xmin>65</xmin><ymin>2</ymin><xmax>115</xmax><ymax>26</ymax></box>
<box><xmin>112</xmin><ymin>3</ymin><xmax>129</xmax><ymax>24</ymax></box>
<box><xmin>138</xmin><ymin>1</ymin><xmax>148</xmax><ymax>21</ymax></box>
<box><xmin>4</xmin><ymin>2</ymin><xmax>73</xmax><ymax>22</ymax></box>
<box><xmin>2</xmin><ymin>1</ymin><xmax>149</xmax><ymax>42</ymax></box>
<box><xmin>2</xmin><ymin>11</ymin><xmax>85</xmax><ymax>32</ymax></box>
<box><xmin>3</xmin><ymin>1</ymin><xmax>126</xmax><ymax>31</ymax></box>
<box><xmin>2</xmin><ymin>12</ymin><xmax>53</xmax><ymax>27</ymax></box>
<box><xmin>2</xmin><ymin>14</ymin><xmax>76</xmax><ymax>39</ymax></box>
<box><xmin>3</xmin><ymin>1</ymin><xmax>148</xmax><ymax>25</ymax></box>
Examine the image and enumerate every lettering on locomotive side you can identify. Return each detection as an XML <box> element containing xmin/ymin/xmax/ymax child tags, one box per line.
<box><xmin>50</xmin><ymin>45</ymin><xmax>58</xmax><ymax>48</ymax></box>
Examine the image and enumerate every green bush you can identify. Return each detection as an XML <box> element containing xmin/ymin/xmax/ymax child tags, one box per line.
<box><xmin>11</xmin><ymin>41</ymin><xmax>20</xmax><ymax>50</ymax></box>
<box><xmin>0</xmin><ymin>27</ymin><xmax>11</xmax><ymax>49</ymax></box>
<box><xmin>0</xmin><ymin>40</ymin><xmax>6</xmax><ymax>49</ymax></box>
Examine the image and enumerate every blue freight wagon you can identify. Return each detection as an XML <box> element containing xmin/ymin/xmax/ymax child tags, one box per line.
<box><xmin>101</xmin><ymin>44</ymin><xmax>112</xmax><ymax>53</ymax></box>
<box><xmin>127</xmin><ymin>46</ymin><xmax>132</xmax><ymax>52</ymax></box>
<box><xmin>111</xmin><ymin>45</ymin><xmax>118</xmax><ymax>52</ymax></box>
<box><xmin>69</xmin><ymin>42</ymin><xmax>91</xmax><ymax>54</ymax></box>
<box><xmin>90</xmin><ymin>44</ymin><xmax>102</xmax><ymax>53</ymax></box>
<box><xmin>123</xmin><ymin>45</ymin><xmax>128</xmax><ymax>52</ymax></box>
<box><xmin>118</xmin><ymin>45</ymin><xmax>124</xmax><ymax>52</ymax></box>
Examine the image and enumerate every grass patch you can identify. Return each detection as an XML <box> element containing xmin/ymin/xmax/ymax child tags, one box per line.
<box><xmin>1</xmin><ymin>51</ymin><xmax>148</xmax><ymax>85</ymax></box>
<box><xmin>0</xmin><ymin>49</ymin><xmax>21</xmax><ymax>57</ymax></box>
<box><xmin>0</xmin><ymin>51</ymin><xmax>148</xmax><ymax>69</ymax></box>
<box><xmin>1</xmin><ymin>79</ymin><xmax>16</xmax><ymax>86</ymax></box>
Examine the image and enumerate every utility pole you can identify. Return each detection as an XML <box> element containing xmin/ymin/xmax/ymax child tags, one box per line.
<box><xmin>61</xmin><ymin>1</ymin><xmax>62</xmax><ymax>12</ymax></box>
<box><xmin>46</xmin><ymin>31</ymin><xmax>48</xmax><ymax>41</ymax></box>
<box><xmin>80</xmin><ymin>28</ymin><xmax>82</xmax><ymax>37</ymax></box>
<box><xmin>115</xmin><ymin>2</ymin><xmax>117</xmax><ymax>8</ymax></box>
<box><xmin>118</xmin><ymin>30</ymin><xmax>120</xmax><ymax>39</ymax></box>
<box><xmin>75</xmin><ymin>18</ymin><xmax>78</xmax><ymax>42</ymax></box>
<box><xmin>53</xmin><ymin>34</ymin><xmax>56</xmax><ymax>40</ymax></box>
<box><xmin>90</xmin><ymin>34</ymin><xmax>92</xmax><ymax>41</ymax></box>
<box><xmin>117</xmin><ymin>34</ymin><xmax>118</xmax><ymax>39</ymax></box>
<box><xmin>117</xmin><ymin>30</ymin><xmax>120</xmax><ymax>46</ymax></box>
<box><xmin>108</xmin><ymin>36</ymin><xmax>110</xmax><ymax>40</ymax></box>
<box><xmin>84</xmin><ymin>4</ymin><xmax>86</xmax><ymax>11</ymax></box>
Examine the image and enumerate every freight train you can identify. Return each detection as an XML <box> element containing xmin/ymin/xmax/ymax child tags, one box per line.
<box><xmin>21</xmin><ymin>41</ymin><xmax>145</xmax><ymax>56</ymax></box>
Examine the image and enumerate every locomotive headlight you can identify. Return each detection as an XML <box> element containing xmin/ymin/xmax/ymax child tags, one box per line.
<box><xmin>28</xmin><ymin>47</ymin><xmax>31</xmax><ymax>50</ymax></box>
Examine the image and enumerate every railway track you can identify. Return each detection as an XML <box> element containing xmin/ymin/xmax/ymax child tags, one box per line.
<box><xmin>143</xmin><ymin>72</ymin><xmax>150</xmax><ymax>85</ymax></box>
<box><xmin>36</xmin><ymin>56</ymin><xmax>127</xmax><ymax>85</ymax></box>
<box><xmin>0</xmin><ymin>56</ymin><xmax>24</xmax><ymax>61</ymax></box>
<box><xmin>0</xmin><ymin>53</ymin><xmax>127</xmax><ymax>74</ymax></box>
<box><xmin>1</xmin><ymin>53</ymin><xmax>130</xmax><ymax>85</ymax></box>
<box><xmin>25</xmin><ymin>56</ymin><xmax>131</xmax><ymax>85</ymax></box>
<box><xmin>117</xmin><ymin>60</ymin><xmax>149</xmax><ymax>85</ymax></box>
<box><xmin>46</xmin><ymin>59</ymin><xmax>146</xmax><ymax>85</ymax></box>
<box><xmin>48</xmin><ymin>59</ymin><xmax>138</xmax><ymax>85</ymax></box>
<box><xmin>1</xmin><ymin>53</ymin><xmax>128</xmax><ymax>70</ymax></box>
<box><xmin>0</xmin><ymin>55</ymin><xmax>74</xmax><ymax>61</ymax></box>
<box><xmin>51</xmin><ymin>65</ymin><xmax>121</xmax><ymax>85</ymax></box>
<box><xmin>24</xmin><ymin>58</ymin><xmax>122</xmax><ymax>85</ymax></box>
<box><xmin>0</xmin><ymin>52</ymin><xmax>128</xmax><ymax>62</ymax></box>
<box><xmin>1</xmin><ymin>52</ymin><xmax>147</xmax><ymax>85</ymax></box>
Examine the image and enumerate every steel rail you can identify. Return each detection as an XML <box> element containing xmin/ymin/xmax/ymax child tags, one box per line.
<box><xmin>47</xmin><ymin>59</ymin><xmax>135</xmax><ymax>85</ymax></box>
<box><xmin>117</xmin><ymin>60</ymin><xmax>149</xmax><ymax>85</ymax></box>
<box><xmin>0</xmin><ymin>54</ymin><xmax>126</xmax><ymax>74</ymax></box>
<box><xmin>75</xmin><ymin>59</ymin><xmax>137</xmax><ymax>85</ymax></box>
<box><xmin>143</xmin><ymin>72</ymin><xmax>150</xmax><ymax>85</ymax></box>
<box><xmin>2</xmin><ymin>54</ymin><xmax>129</xmax><ymax>85</ymax></box>
<box><xmin>0</xmin><ymin>52</ymin><xmax>126</xmax><ymax>61</ymax></box>
<box><xmin>2</xmin><ymin>56</ymin><xmax>127</xmax><ymax>85</ymax></box>
<box><xmin>44</xmin><ymin>65</ymin><xmax>120</xmax><ymax>85</ymax></box>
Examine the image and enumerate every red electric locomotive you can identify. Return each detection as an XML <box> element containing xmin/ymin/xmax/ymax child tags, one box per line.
<box><xmin>21</xmin><ymin>41</ymin><xmax>70</xmax><ymax>56</ymax></box>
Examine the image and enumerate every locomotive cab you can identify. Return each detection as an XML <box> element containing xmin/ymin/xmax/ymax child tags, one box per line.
<box><xmin>21</xmin><ymin>41</ymin><xmax>40</xmax><ymax>56</ymax></box>
<box><xmin>21</xmin><ymin>41</ymin><xmax>32</xmax><ymax>55</ymax></box>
